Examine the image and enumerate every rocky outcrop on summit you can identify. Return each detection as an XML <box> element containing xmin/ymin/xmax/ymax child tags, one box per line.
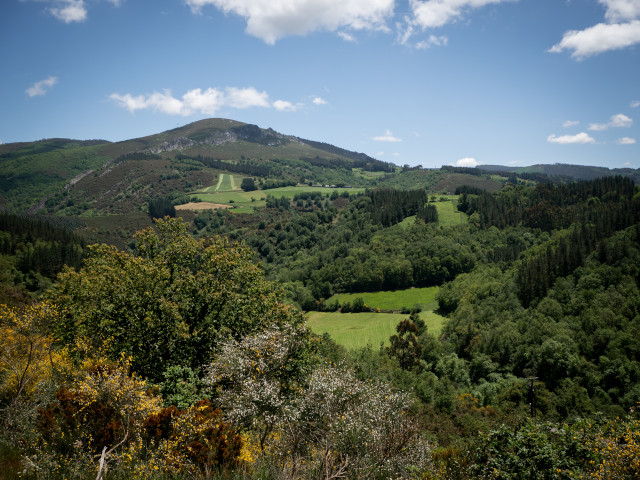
<box><xmin>150</xmin><ymin>136</ymin><xmax>196</xmax><ymax>154</ymax></box>
<box><xmin>149</xmin><ymin>124</ymin><xmax>302</xmax><ymax>154</ymax></box>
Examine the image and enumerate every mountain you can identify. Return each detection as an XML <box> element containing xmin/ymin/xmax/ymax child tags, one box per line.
<box><xmin>0</xmin><ymin>118</ymin><xmax>394</xmax><ymax>216</ymax></box>
<box><xmin>478</xmin><ymin>163</ymin><xmax>640</xmax><ymax>183</ymax></box>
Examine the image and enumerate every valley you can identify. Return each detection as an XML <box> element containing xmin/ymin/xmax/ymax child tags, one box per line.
<box><xmin>2</xmin><ymin>119</ymin><xmax>640</xmax><ymax>479</ymax></box>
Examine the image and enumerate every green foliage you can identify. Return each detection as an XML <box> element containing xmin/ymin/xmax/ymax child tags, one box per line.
<box><xmin>387</xmin><ymin>316</ymin><xmax>423</xmax><ymax>371</ymax></box>
<box><xmin>50</xmin><ymin>217</ymin><xmax>303</xmax><ymax>384</ymax></box>
<box><xmin>240</xmin><ymin>177</ymin><xmax>257</xmax><ymax>191</ymax></box>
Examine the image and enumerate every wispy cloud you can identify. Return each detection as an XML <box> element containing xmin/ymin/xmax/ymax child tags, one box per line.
<box><xmin>110</xmin><ymin>86</ymin><xmax>282</xmax><ymax>116</ymax></box>
<box><xmin>563</xmin><ymin>120</ymin><xmax>579</xmax><ymax>128</ymax></box>
<box><xmin>312</xmin><ymin>96</ymin><xmax>328</xmax><ymax>105</ymax></box>
<box><xmin>399</xmin><ymin>0</ymin><xmax>514</xmax><ymax>46</ymax></box>
<box><xmin>26</xmin><ymin>76</ymin><xmax>58</xmax><ymax>97</ymax></box>
<box><xmin>547</xmin><ymin>132</ymin><xmax>596</xmax><ymax>144</ymax></box>
<box><xmin>49</xmin><ymin>0</ymin><xmax>87</xmax><ymax>23</ymax></box>
<box><xmin>416</xmin><ymin>34</ymin><xmax>448</xmax><ymax>49</ymax></box>
<box><xmin>27</xmin><ymin>0</ymin><xmax>121</xmax><ymax>23</ymax></box>
<box><xmin>550</xmin><ymin>1</ymin><xmax>640</xmax><ymax>58</ymax></box>
<box><xmin>616</xmin><ymin>137</ymin><xmax>636</xmax><ymax>144</ymax></box>
<box><xmin>373</xmin><ymin>129</ymin><xmax>402</xmax><ymax>142</ymax></box>
<box><xmin>588</xmin><ymin>113</ymin><xmax>633</xmax><ymax>131</ymax></box>
<box><xmin>409</xmin><ymin>0</ymin><xmax>515</xmax><ymax>29</ymax></box>
<box><xmin>337</xmin><ymin>31</ymin><xmax>357</xmax><ymax>42</ymax></box>
<box><xmin>185</xmin><ymin>0</ymin><xmax>394</xmax><ymax>44</ymax></box>
<box><xmin>631</xmin><ymin>100</ymin><xmax>640</xmax><ymax>108</ymax></box>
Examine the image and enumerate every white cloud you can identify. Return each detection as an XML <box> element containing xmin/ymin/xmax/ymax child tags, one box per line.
<box><xmin>588</xmin><ymin>113</ymin><xmax>633</xmax><ymax>130</ymax></box>
<box><xmin>312</xmin><ymin>96</ymin><xmax>327</xmax><ymax>105</ymax></box>
<box><xmin>550</xmin><ymin>1</ymin><xmax>640</xmax><ymax>58</ymax></box>
<box><xmin>416</xmin><ymin>34</ymin><xmax>448</xmax><ymax>49</ymax></box>
<box><xmin>225</xmin><ymin>86</ymin><xmax>270</xmax><ymax>108</ymax></box>
<box><xmin>26</xmin><ymin>76</ymin><xmax>58</xmax><ymax>97</ymax></box>
<box><xmin>185</xmin><ymin>0</ymin><xmax>394</xmax><ymax>44</ymax></box>
<box><xmin>376</xmin><ymin>151</ymin><xmax>385</xmax><ymax>156</ymax></box>
<box><xmin>563</xmin><ymin>120</ymin><xmax>579</xmax><ymax>127</ymax></box>
<box><xmin>272</xmin><ymin>99</ymin><xmax>298</xmax><ymax>111</ymax></box>
<box><xmin>337</xmin><ymin>31</ymin><xmax>357</xmax><ymax>42</ymax></box>
<box><xmin>373</xmin><ymin>129</ymin><xmax>402</xmax><ymax>142</ymax></box>
<box><xmin>600</xmin><ymin>0</ymin><xmax>640</xmax><ymax>23</ymax></box>
<box><xmin>110</xmin><ymin>86</ymin><xmax>278</xmax><ymax>116</ymax></box>
<box><xmin>616</xmin><ymin>136</ymin><xmax>637</xmax><ymax>144</ymax></box>
<box><xmin>454</xmin><ymin>157</ymin><xmax>478</xmax><ymax>167</ymax></box>
<box><xmin>549</xmin><ymin>20</ymin><xmax>640</xmax><ymax>58</ymax></box>
<box><xmin>28</xmin><ymin>0</ymin><xmax>120</xmax><ymax>23</ymax></box>
<box><xmin>409</xmin><ymin>0</ymin><xmax>514</xmax><ymax>29</ymax></box>
<box><xmin>547</xmin><ymin>132</ymin><xmax>596</xmax><ymax>144</ymax></box>
<box><xmin>631</xmin><ymin>100</ymin><xmax>640</xmax><ymax>108</ymax></box>
<box><xmin>50</xmin><ymin>0</ymin><xmax>87</xmax><ymax>23</ymax></box>
<box><xmin>398</xmin><ymin>0</ymin><xmax>513</xmax><ymax>47</ymax></box>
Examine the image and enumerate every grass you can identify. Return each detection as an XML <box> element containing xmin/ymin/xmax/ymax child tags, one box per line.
<box><xmin>308</xmin><ymin>286</ymin><xmax>446</xmax><ymax>349</ymax></box>
<box><xmin>327</xmin><ymin>286</ymin><xmax>439</xmax><ymax>312</ymax></box>
<box><xmin>307</xmin><ymin>310</ymin><xmax>446</xmax><ymax>349</ymax></box>
<box><xmin>190</xmin><ymin>185</ymin><xmax>365</xmax><ymax>213</ymax></box>
<box><xmin>434</xmin><ymin>198</ymin><xmax>467</xmax><ymax>226</ymax></box>
<box><xmin>306</xmin><ymin>312</ymin><xmax>408</xmax><ymax>350</ymax></box>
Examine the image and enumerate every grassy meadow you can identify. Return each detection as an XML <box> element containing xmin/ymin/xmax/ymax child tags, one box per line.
<box><xmin>187</xmin><ymin>181</ymin><xmax>365</xmax><ymax>213</ymax></box>
<box><xmin>327</xmin><ymin>286</ymin><xmax>439</xmax><ymax>312</ymax></box>
<box><xmin>306</xmin><ymin>311</ymin><xmax>409</xmax><ymax>350</ymax></box>
<box><xmin>308</xmin><ymin>287</ymin><xmax>446</xmax><ymax>350</ymax></box>
<box><xmin>434</xmin><ymin>197</ymin><xmax>467</xmax><ymax>225</ymax></box>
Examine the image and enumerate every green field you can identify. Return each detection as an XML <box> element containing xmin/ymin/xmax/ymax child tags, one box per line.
<box><xmin>327</xmin><ymin>286</ymin><xmax>439</xmax><ymax>312</ymax></box>
<box><xmin>398</xmin><ymin>198</ymin><xmax>467</xmax><ymax>228</ymax></box>
<box><xmin>190</xmin><ymin>185</ymin><xmax>365</xmax><ymax>213</ymax></box>
<box><xmin>306</xmin><ymin>312</ymin><xmax>409</xmax><ymax>350</ymax></box>
<box><xmin>308</xmin><ymin>286</ymin><xmax>446</xmax><ymax>349</ymax></box>
<box><xmin>307</xmin><ymin>309</ymin><xmax>445</xmax><ymax>350</ymax></box>
<box><xmin>434</xmin><ymin>198</ymin><xmax>467</xmax><ymax>225</ymax></box>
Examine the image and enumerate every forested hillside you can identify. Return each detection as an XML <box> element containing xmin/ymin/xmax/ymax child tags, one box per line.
<box><xmin>2</xmin><ymin>127</ymin><xmax>640</xmax><ymax>478</ymax></box>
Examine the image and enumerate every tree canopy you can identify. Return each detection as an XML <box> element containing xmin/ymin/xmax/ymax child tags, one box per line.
<box><xmin>49</xmin><ymin>217</ymin><xmax>303</xmax><ymax>383</ymax></box>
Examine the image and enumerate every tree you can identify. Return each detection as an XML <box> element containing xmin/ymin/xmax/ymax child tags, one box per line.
<box><xmin>240</xmin><ymin>177</ymin><xmax>257</xmax><ymax>192</ymax></box>
<box><xmin>49</xmin><ymin>217</ymin><xmax>303</xmax><ymax>384</ymax></box>
<box><xmin>387</xmin><ymin>316</ymin><xmax>423</xmax><ymax>372</ymax></box>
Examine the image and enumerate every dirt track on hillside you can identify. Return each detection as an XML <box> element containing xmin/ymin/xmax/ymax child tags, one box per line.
<box><xmin>175</xmin><ymin>202</ymin><xmax>231</xmax><ymax>211</ymax></box>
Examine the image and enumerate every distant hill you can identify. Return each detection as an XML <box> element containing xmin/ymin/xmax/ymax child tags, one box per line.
<box><xmin>0</xmin><ymin>118</ymin><xmax>395</xmax><ymax>216</ymax></box>
<box><xmin>478</xmin><ymin>163</ymin><xmax>640</xmax><ymax>183</ymax></box>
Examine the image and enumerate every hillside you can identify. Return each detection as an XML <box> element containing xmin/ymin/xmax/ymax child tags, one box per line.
<box><xmin>479</xmin><ymin>163</ymin><xmax>640</xmax><ymax>183</ymax></box>
<box><xmin>0</xmin><ymin>118</ymin><xmax>393</xmax><ymax>216</ymax></box>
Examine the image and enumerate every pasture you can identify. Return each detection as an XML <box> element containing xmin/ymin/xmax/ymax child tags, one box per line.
<box><xmin>309</xmin><ymin>286</ymin><xmax>446</xmax><ymax>350</ymax></box>
<box><xmin>307</xmin><ymin>309</ymin><xmax>445</xmax><ymax>350</ymax></box>
<box><xmin>306</xmin><ymin>312</ymin><xmax>408</xmax><ymax>350</ymax></box>
<box><xmin>434</xmin><ymin>198</ymin><xmax>467</xmax><ymax>225</ymax></box>
<box><xmin>327</xmin><ymin>286</ymin><xmax>439</xmax><ymax>312</ymax></box>
<box><xmin>188</xmin><ymin>184</ymin><xmax>365</xmax><ymax>213</ymax></box>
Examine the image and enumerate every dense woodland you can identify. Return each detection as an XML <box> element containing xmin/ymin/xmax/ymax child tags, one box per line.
<box><xmin>1</xmin><ymin>173</ymin><xmax>640</xmax><ymax>479</ymax></box>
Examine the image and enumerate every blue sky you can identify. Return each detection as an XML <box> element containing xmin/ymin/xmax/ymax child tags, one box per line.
<box><xmin>1</xmin><ymin>0</ymin><xmax>639</xmax><ymax>168</ymax></box>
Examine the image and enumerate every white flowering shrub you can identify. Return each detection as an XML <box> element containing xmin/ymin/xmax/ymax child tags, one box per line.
<box><xmin>286</xmin><ymin>365</ymin><xmax>433</xmax><ymax>479</ymax></box>
<box><xmin>208</xmin><ymin>325</ymin><xmax>433</xmax><ymax>479</ymax></box>
<box><xmin>206</xmin><ymin>323</ymin><xmax>312</xmax><ymax>450</ymax></box>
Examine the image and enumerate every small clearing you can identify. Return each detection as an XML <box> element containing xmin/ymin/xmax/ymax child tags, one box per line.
<box><xmin>175</xmin><ymin>202</ymin><xmax>232</xmax><ymax>211</ymax></box>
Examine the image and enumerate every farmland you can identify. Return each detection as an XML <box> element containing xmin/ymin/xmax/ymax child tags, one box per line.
<box><xmin>306</xmin><ymin>311</ymin><xmax>410</xmax><ymax>350</ymax></box>
<box><xmin>327</xmin><ymin>286</ymin><xmax>439</xmax><ymax>312</ymax></box>
<box><xmin>187</xmin><ymin>183</ymin><xmax>366</xmax><ymax>213</ymax></box>
<box><xmin>307</xmin><ymin>286</ymin><xmax>445</xmax><ymax>349</ymax></box>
